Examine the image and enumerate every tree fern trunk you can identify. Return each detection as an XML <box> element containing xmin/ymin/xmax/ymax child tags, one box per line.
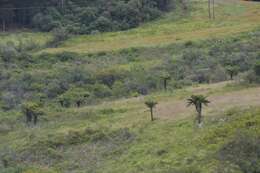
<box><xmin>150</xmin><ymin>108</ymin><xmax>154</xmax><ymax>121</ymax></box>
<box><xmin>33</xmin><ymin>115</ymin><xmax>38</xmax><ymax>125</ymax></box>
<box><xmin>196</xmin><ymin>103</ymin><xmax>202</xmax><ymax>125</ymax></box>
<box><xmin>164</xmin><ymin>79</ymin><xmax>167</xmax><ymax>91</ymax></box>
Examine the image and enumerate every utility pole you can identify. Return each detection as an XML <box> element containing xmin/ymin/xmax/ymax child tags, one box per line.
<box><xmin>208</xmin><ymin>0</ymin><xmax>216</xmax><ymax>20</ymax></box>
<box><xmin>213</xmin><ymin>0</ymin><xmax>215</xmax><ymax>19</ymax></box>
<box><xmin>61</xmin><ymin>0</ymin><xmax>65</xmax><ymax>9</ymax></box>
<box><xmin>208</xmin><ymin>0</ymin><xmax>211</xmax><ymax>19</ymax></box>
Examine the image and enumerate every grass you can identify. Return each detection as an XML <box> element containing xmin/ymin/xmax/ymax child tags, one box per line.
<box><xmin>0</xmin><ymin>82</ymin><xmax>260</xmax><ymax>173</ymax></box>
<box><xmin>34</xmin><ymin>0</ymin><xmax>260</xmax><ymax>54</ymax></box>
<box><xmin>1</xmin><ymin>0</ymin><xmax>259</xmax><ymax>55</ymax></box>
<box><xmin>0</xmin><ymin>32</ymin><xmax>52</xmax><ymax>47</ymax></box>
<box><xmin>1</xmin><ymin>0</ymin><xmax>260</xmax><ymax>172</ymax></box>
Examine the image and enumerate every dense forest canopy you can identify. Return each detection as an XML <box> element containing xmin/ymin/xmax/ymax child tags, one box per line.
<box><xmin>0</xmin><ymin>0</ymin><xmax>171</xmax><ymax>34</ymax></box>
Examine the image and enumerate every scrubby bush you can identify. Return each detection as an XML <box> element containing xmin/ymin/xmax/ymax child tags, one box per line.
<box><xmin>45</xmin><ymin>79</ymin><xmax>68</xmax><ymax>98</ymax></box>
<box><xmin>58</xmin><ymin>88</ymin><xmax>90</xmax><ymax>108</ymax></box>
<box><xmin>0</xmin><ymin>147</ymin><xmax>17</xmax><ymax>169</ymax></box>
<box><xmin>48</xmin><ymin>27</ymin><xmax>69</xmax><ymax>47</ymax></box>
<box><xmin>254</xmin><ymin>60</ymin><xmax>260</xmax><ymax>76</ymax></box>
<box><xmin>56</xmin><ymin>52</ymin><xmax>77</xmax><ymax>62</ymax></box>
<box><xmin>64</xmin><ymin>66</ymin><xmax>95</xmax><ymax>85</ymax></box>
<box><xmin>0</xmin><ymin>92</ymin><xmax>18</xmax><ymax>111</ymax></box>
<box><xmin>97</xmin><ymin>69</ymin><xmax>125</xmax><ymax>88</ymax></box>
<box><xmin>0</xmin><ymin>42</ymin><xmax>18</xmax><ymax>64</ymax></box>
<box><xmin>112</xmin><ymin>81</ymin><xmax>128</xmax><ymax>97</ymax></box>
<box><xmin>17</xmin><ymin>39</ymin><xmax>39</xmax><ymax>52</ymax></box>
<box><xmin>219</xmin><ymin>133</ymin><xmax>260</xmax><ymax>173</ymax></box>
<box><xmin>244</xmin><ymin>61</ymin><xmax>260</xmax><ymax>83</ymax></box>
<box><xmin>22</xmin><ymin>102</ymin><xmax>42</xmax><ymax>125</ymax></box>
<box><xmin>92</xmin><ymin>84</ymin><xmax>112</xmax><ymax>98</ymax></box>
<box><xmin>225</xmin><ymin>65</ymin><xmax>239</xmax><ymax>80</ymax></box>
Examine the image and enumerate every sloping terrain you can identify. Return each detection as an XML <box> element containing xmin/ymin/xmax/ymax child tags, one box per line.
<box><xmin>0</xmin><ymin>81</ymin><xmax>260</xmax><ymax>173</ymax></box>
<box><xmin>156</xmin><ymin>82</ymin><xmax>260</xmax><ymax>119</ymax></box>
<box><xmin>37</xmin><ymin>0</ymin><xmax>260</xmax><ymax>54</ymax></box>
<box><xmin>0</xmin><ymin>0</ymin><xmax>260</xmax><ymax>173</ymax></box>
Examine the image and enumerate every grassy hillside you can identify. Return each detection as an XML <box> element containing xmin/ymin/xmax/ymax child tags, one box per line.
<box><xmin>1</xmin><ymin>0</ymin><xmax>260</xmax><ymax>55</ymax></box>
<box><xmin>1</xmin><ymin>82</ymin><xmax>260</xmax><ymax>173</ymax></box>
<box><xmin>0</xmin><ymin>32</ymin><xmax>51</xmax><ymax>47</ymax></box>
<box><xmin>36</xmin><ymin>0</ymin><xmax>260</xmax><ymax>54</ymax></box>
<box><xmin>0</xmin><ymin>0</ymin><xmax>260</xmax><ymax>173</ymax></box>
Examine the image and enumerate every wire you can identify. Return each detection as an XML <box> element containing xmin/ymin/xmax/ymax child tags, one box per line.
<box><xmin>0</xmin><ymin>0</ymin><xmax>95</xmax><ymax>10</ymax></box>
<box><xmin>0</xmin><ymin>6</ymin><xmax>48</xmax><ymax>10</ymax></box>
<box><xmin>0</xmin><ymin>0</ymin><xmax>111</xmax><ymax>11</ymax></box>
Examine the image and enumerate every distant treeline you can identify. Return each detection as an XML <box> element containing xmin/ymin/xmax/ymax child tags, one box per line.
<box><xmin>0</xmin><ymin>0</ymin><xmax>171</xmax><ymax>33</ymax></box>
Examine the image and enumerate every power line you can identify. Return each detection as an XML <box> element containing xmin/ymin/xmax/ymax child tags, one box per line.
<box><xmin>0</xmin><ymin>0</ymin><xmax>94</xmax><ymax>11</ymax></box>
<box><xmin>0</xmin><ymin>6</ymin><xmax>47</xmax><ymax>10</ymax></box>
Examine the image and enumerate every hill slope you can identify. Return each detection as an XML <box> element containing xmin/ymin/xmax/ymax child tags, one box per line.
<box><xmin>38</xmin><ymin>0</ymin><xmax>260</xmax><ymax>54</ymax></box>
<box><xmin>0</xmin><ymin>0</ymin><xmax>260</xmax><ymax>173</ymax></box>
<box><xmin>0</xmin><ymin>82</ymin><xmax>260</xmax><ymax>173</ymax></box>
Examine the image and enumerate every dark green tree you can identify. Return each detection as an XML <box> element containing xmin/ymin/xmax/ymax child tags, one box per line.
<box><xmin>254</xmin><ymin>61</ymin><xmax>260</xmax><ymax>76</ymax></box>
<box><xmin>145</xmin><ymin>100</ymin><xmax>158</xmax><ymax>121</ymax></box>
<box><xmin>22</xmin><ymin>102</ymin><xmax>42</xmax><ymax>125</ymax></box>
<box><xmin>226</xmin><ymin>65</ymin><xmax>239</xmax><ymax>80</ymax></box>
<box><xmin>161</xmin><ymin>72</ymin><xmax>171</xmax><ymax>91</ymax></box>
<box><xmin>187</xmin><ymin>95</ymin><xmax>210</xmax><ymax>125</ymax></box>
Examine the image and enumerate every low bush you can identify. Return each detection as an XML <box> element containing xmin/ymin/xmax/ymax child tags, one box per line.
<box><xmin>218</xmin><ymin>133</ymin><xmax>260</xmax><ymax>173</ymax></box>
<box><xmin>57</xmin><ymin>87</ymin><xmax>90</xmax><ymax>108</ymax></box>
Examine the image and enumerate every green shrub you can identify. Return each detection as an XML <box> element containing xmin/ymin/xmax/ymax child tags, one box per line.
<box><xmin>0</xmin><ymin>92</ymin><xmax>18</xmax><ymax>111</ymax></box>
<box><xmin>112</xmin><ymin>81</ymin><xmax>129</xmax><ymax>97</ymax></box>
<box><xmin>48</xmin><ymin>27</ymin><xmax>69</xmax><ymax>47</ymax></box>
<box><xmin>45</xmin><ymin>79</ymin><xmax>68</xmax><ymax>98</ymax></box>
<box><xmin>22</xmin><ymin>102</ymin><xmax>42</xmax><ymax>125</ymax></box>
<box><xmin>254</xmin><ymin>60</ymin><xmax>260</xmax><ymax>76</ymax></box>
<box><xmin>218</xmin><ymin>133</ymin><xmax>260</xmax><ymax>173</ymax></box>
<box><xmin>58</xmin><ymin>87</ymin><xmax>90</xmax><ymax>108</ymax></box>
<box><xmin>0</xmin><ymin>42</ymin><xmax>18</xmax><ymax>63</ymax></box>
<box><xmin>56</xmin><ymin>52</ymin><xmax>77</xmax><ymax>62</ymax></box>
<box><xmin>92</xmin><ymin>84</ymin><xmax>112</xmax><ymax>98</ymax></box>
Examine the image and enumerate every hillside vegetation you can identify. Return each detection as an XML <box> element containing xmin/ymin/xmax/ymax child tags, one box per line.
<box><xmin>0</xmin><ymin>0</ymin><xmax>172</xmax><ymax>33</ymax></box>
<box><xmin>0</xmin><ymin>0</ymin><xmax>260</xmax><ymax>173</ymax></box>
<box><xmin>38</xmin><ymin>0</ymin><xmax>260</xmax><ymax>54</ymax></box>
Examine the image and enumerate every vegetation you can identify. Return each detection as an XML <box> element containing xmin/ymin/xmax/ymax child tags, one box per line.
<box><xmin>161</xmin><ymin>72</ymin><xmax>171</xmax><ymax>91</ymax></box>
<box><xmin>22</xmin><ymin>102</ymin><xmax>42</xmax><ymax>125</ymax></box>
<box><xmin>0</xmin><ymin>0</ymin><xmax>172</xmax><ymax>33</ymax></box>
<box><xmin>145</xmin><ymin>100</ymin><xmax>158</xmax><ymax>121</ymax></box>
<box><xmin>38</xmin><ymin>0</ymin><xmax>260</xmax><ymax>54</ymax></box>
<box><xmin>187</xmin><ymin>95</ymin><xmax>210</xmax><ymax>125</ymax></box>
<box><xmin>0</xmin><ymin>0</ymin><xmax>260</xmax><ymax>172</ymax></box>
<box><xmin>225</xmin><ymin>65</ymin><xmax>239</xmax><ymax>80</ymax></box>
<box><xmin>1</xmin><ymin>29</ymin><xmax>260</xmax><ymax>110</ymax></box>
